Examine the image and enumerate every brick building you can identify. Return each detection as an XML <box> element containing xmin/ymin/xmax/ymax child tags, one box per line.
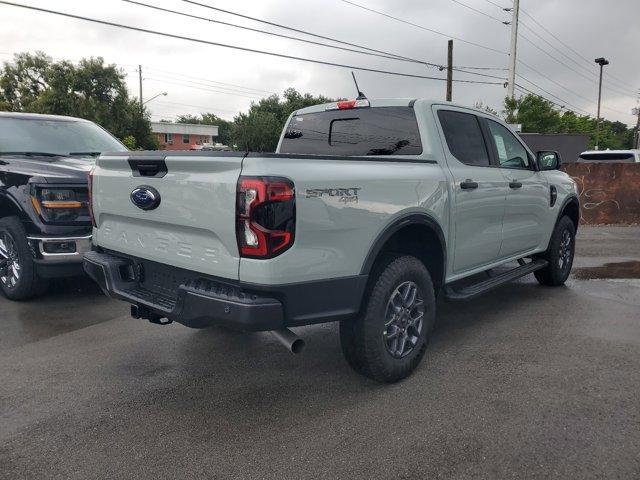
<box><xmin>151</xmin><ymin>122</ymin><xmax>219</xmax><ymax>151</ymax></box>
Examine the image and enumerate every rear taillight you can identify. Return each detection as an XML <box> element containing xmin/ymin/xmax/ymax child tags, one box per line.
<box><xmin>87</xmin><ymin>167</ymin><xmax>97</xmax><ymax>227</ymax></box>
<box><xmin>236</xmin><ymin>176</ymin><xmax>295</xmax><ymax>258</ymax></box>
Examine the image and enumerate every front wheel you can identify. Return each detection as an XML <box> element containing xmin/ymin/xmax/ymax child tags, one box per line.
<box><xmin>340</xmin><ymin>255</ymin><xmax>436</xmax><ymax>383</ymax></box>
<box><xmin>0</xmin><ymin>216</ymin><xmax>48</xmax><ymax>300</ymax></box>
<box><xmin>534</xmin><ymin>215</ymin><xmax>576</xmax><ymax>286</ymax></box>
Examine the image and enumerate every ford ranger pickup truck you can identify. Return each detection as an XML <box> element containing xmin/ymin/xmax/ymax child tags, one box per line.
<box><xmin>83</xmin><ymin>98</ymin><xmax>579</xmax><ymax>382</ymax></box>
<box><xmin>0</xmin><ymin>111</ymin><xmax>126</xmax><ymax>300</ymax></box>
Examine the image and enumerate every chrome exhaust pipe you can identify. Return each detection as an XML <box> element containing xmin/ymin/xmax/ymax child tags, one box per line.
<box><xmin>270</xmin><ymin>328</ymin><xmax>305</xmax><ymax>354</ymax></box>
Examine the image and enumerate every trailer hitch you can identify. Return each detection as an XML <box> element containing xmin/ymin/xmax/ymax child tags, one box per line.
<box><xmin>130</xmin><ymin>304</ymin><xmax>172</xmax><ymax>325</ymax></box>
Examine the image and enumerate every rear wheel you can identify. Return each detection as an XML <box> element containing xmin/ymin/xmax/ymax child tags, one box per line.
<box><xmin>0</xmin><ymin>216</ymin><xmax>48</xmax><ymax>300</ymax></box>
<box><xmin>534</xmin><ymin>215</ymin><xmax>576</xmax><ymax>286</ymax></box>
<box><xmin>340</xmin><ymin>255</ymin><xmax>436</xmax><ymax>383</ymax></box>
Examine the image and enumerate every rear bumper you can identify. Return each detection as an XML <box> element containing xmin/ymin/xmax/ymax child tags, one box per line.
<box><xmin>83</xmin><ymin>251</ymin><xmax>367</xmax><ymax>331</ymax></box>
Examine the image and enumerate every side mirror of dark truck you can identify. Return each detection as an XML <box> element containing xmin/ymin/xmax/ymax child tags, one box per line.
<box><xmin>536</xmin><ymin>151</ymin><xmax>561</xmax><ymax>170</ymax></box>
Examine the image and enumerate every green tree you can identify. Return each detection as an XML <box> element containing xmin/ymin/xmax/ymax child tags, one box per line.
<box><xmin>0</xmin><ymin>52</ymin><xmax>158</xmax><ymax>149</ymax></box>
<box><xmin>503</xmin><ymin>93</ymin><xmax>633</xmax><ymax>149</ymax></box>
<box><xmin>176</xmin><ymin>113</ymin><xmax>233</xmax><ymax>146</ymax></box>
<box><xmin>232</xmin><ymin>88</ymin><xmax>334</xmax><ymax>151</ymax></box>
<box><xmin>502</xmin><ymin>94</ymin><xmax>561</xmax><ymax>133</ymax></box>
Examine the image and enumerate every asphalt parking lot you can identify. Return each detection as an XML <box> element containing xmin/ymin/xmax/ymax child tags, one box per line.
<box><xmin>1</xmin><ymin>226</ymin><xmax>639</xmax><ymax>479</ymax></box>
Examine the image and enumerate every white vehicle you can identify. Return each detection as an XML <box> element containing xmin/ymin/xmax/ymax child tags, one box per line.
<box><xmin>84</xmin><ymin>98</ymin><xmax>579</xmax><ymax>382</ymax></box>
<box><xmin>579</xmin><ymin>149</ymin><xmax>640</xmax><ymax>163</ymax></box>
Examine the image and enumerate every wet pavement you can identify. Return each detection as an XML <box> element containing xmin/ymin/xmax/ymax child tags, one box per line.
<box><xmin>1</xmin><ymin>226</ymin><xmax>639</xmax><ymax>479</ymax></box>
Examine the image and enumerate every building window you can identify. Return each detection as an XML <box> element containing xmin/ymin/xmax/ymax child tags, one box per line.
<box><xmin>164</xmin><ymin>133</ymin><xmax>173</xmax><ymax>144</ymax></box>
<box><xmin>183</xmin><ymin>134</ymin><xmax>190</xmax><ymax>144</ymax></box>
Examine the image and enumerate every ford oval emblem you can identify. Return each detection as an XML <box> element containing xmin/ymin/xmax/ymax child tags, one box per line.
<box><xmin>130</xmin><ymin>186</ymin><xmax>161</xmax><ymax>210</ymax></box>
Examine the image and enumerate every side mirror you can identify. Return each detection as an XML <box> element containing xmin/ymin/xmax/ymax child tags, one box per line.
<box><xmin>537</xmin><ymin>151</ymin><xmax>561</xmax><ymax>170</ymax></box>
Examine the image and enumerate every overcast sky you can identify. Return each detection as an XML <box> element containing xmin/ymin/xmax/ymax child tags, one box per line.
<box><xmin>1</xmin><ymin>0</ymin><xmax>638</xmax><ymax>126</ymax></box>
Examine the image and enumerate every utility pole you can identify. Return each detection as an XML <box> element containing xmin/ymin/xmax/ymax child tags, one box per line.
<box><xmin>138</xmin><ymin>64</ymin><xmax>143</xmax><ymax>116</ymax></box>
<box><xmin>634</xmin><ymin>105</ymin><xmax>640</xmax><ymax>149</ymax></box>
<box><xmin>506</xmin><ymin>0</ymin><xmax>520</xmax><ymax>99</ymax></box>
<box><xmin>446</xmin><ymin>40</ymin><xmax>453</xmax><ymax>101</ymax></box>
<box><xmin>594</xmin><ymin>57</ymin><xmax>609</xmax><ymax>150</ymax></box>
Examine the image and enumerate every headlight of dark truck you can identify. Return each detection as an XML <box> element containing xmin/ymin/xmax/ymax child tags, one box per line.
<box><xmin>30</xmin><ymin>186</ymin><xmax>90</xmax><ymax>223</ymax></box>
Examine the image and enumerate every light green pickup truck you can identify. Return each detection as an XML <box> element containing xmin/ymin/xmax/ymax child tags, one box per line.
<box><xmin>84</xmin><ymin>98</ymin><xmax>579</xmax><ymax>382</ymax></box>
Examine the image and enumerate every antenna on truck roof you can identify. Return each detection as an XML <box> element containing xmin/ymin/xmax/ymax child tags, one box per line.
<box><xmin>351</xmin><ymin>71</ymin><xmax>367</xmax><ymax>100</ymax></box>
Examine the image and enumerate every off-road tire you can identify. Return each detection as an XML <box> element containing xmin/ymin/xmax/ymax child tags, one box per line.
<box><xmin>534</xmin><ymin>215</ymin><xmax>576</xmax><ymax>286</ymax></box>
<box><xmin>340</xmin><ymin>255</ymin><xmax>436</xmax><ymax>383</ymax></box>
<box><xmin>0</xmin><ymin>216</ymin><xmax>48</xmax><ymax>300</ymax></box>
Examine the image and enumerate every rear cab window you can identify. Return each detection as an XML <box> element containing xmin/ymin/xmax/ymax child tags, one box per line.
<box><xmin>279</xmin><ymin>106</ymin><xmax>422</xmax><ymax>156</ymax></box>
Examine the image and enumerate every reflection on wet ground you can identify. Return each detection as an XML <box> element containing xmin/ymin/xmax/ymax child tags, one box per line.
<box><xmin>572</xmin><ymin>261</ymin><xmax>640</xmax><ymax>280</ymax></box>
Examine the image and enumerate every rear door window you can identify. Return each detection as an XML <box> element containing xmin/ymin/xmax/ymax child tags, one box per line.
<box><xmin>437</xmin><ymin>110</ymin><xmax>490</xmax><ymax>167</ymax></box>
<box><xmin>280</xmin><ymin>106</ymin><xmax>422</xmax><ymax>156</ymax></box>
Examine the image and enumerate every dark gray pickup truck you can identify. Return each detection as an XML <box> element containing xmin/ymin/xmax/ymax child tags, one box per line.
<box><xmin>0</xmin><ymin>111</ymin><xmax>126</xmax><ymax>300</ymax></box>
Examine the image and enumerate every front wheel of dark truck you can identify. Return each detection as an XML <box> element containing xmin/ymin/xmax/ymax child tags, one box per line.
<box><xmin>0</xmin><ymin>216</ymin><xmax>48</xmax><ymax>300</ymax></box>
<box><xmin>340</xmin><ymin>255</ymin><xmax>436</xmax><ymax>383</ymax></box>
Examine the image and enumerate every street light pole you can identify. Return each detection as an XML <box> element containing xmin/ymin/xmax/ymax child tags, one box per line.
<box><xmin>142</xmin><ymin>92</ymin><xmax>168</xmax><ymax>106</ymax></box>
<box><xmin>594</xmin><ymin>57</ymin><xmax>609</xmax><ymax>150</ymax></box>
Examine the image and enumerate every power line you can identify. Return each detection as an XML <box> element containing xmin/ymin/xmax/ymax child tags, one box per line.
<box><xmin>124</xmin><ymin>0</ymin><xmax>432</xmax><ymax>68</ymax></box>
<box><xmin>518</xmin><ymin>32</ymin><xmax>636</xmax><ymax>100</ymax></box>
<box><xmin>519</xmin><ymin>7</ymin><xmax>638</xmax><ymax>92</ymax></box>
<box><xmin>478</xmin><ymin>0</ymin><xmax>637</xmax><ymax>98</ymax></box>
<box><xmin>0</xmin><ymin>1</ymin><xmax>505</xmax><ymax>86</ymax></box>
<box><xmin>453</xmin><ymin>65</ymin><xmax>508</xmax><ymax>71</ymax></box>
<box><xmin>515</xmin><ymin>76</ymin><xmax>590</xmax><ymax>115</ymax></box>
<box><xmin>518</xmin><ymin>21</ymin><xmax>595</xmax><ymax>78</ymax></box>
<box><xmin>339</xmin><ymin>0</ymin><xmax>508</xmax><ymax>54</ymax></box>
<box><xmin>518</xmin><ymin>32</ymin><xmax>597</xmax><ymax>84</ymax></box>
<box><xmin>144</xmin><ymin>77</ymin><xmax>265</xmax><ymax>99</ymax></box>
<box><xmin>516</xmin><ymin>60</ymin><xmax>593</xmax><ymax>106</ymax></box>
<box><xmin>143</xmin><ymin>72</ymin><xmax>269</xmax><ymax>98</ymax></box>
<box><xmin>482</xmin><ymin>0</ymin><xmax>510</xmax><ymax>10</ymax></box>
<box><xmin>517</xmin><ymin>59</ymin><xmax>631</xmax><ymax>117</ymax></box>
<box><xmin>154</xmin><ymin>100</ymin><xmax>240</xmax><ymax>114</ymax></box>
<box><xmin>177</xmin><ymin>0</ymin><xmax>433</xmax><ymax>65</ymax></box>
<box><xmin>177</xmin><ymin>0</ymin><xmax>505</xmax><ymax>77</ymax></box>
<box><xmin>519</xmin><ymin>21</ymin><xmax>635</xmax><ymax>98</ymax></box>
<box><xmin>514</xmin><ymin>84</ymin><xmax>587</xmax><ymax>116</ymax></box>
<box><xmin>142</xmin><ymin>67</ymin><xmax>276</xmax><ymax>95</ymax></box>
<box><xmin>450</xmin><ymin>0</ymin><xmax>509</xmax><ymax>24</ymax></box>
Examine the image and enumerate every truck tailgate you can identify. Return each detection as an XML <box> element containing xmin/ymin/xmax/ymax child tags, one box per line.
<box><xmin>92</xmin><ymin>152</ymin><xmax>245</xmax><ymax>280</ymax></box>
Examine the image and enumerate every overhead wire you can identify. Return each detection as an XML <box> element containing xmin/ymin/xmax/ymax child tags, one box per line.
<box><xmin>124</xmin><ymin>0</ymin><xmax>432</xmax><ymax>67</ymax></box>
<box><xmin>0</xmin><ymin>1</ymin><xmax>504</xmax><ymax>86</ymax></box>
<box><xmin>339</xmin><ymin>0</ymin><xmax>508</xmax><ymax>54</ymax></box>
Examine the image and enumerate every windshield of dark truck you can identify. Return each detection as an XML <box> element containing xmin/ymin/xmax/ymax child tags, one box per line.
<box><xmin>280</xmin><ymin>106</ymin><xmax>422</xmax><ymax>156</ymax></box>
<box><xmin>0</xmin><ymin>117</ymin><xmax>125</xmax><ymax>157</ymax></box>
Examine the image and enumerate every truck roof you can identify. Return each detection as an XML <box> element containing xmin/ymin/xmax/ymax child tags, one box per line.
<box><xmin>292</xmin><ymin>98</ymin><xmax>495</xmax><ymax>116</ymax></box>
<box><xmin>580</xmin><ymin>149</ymin><xmax>640</xmax><ymax>155</ymax></box>
<box><xmin>0</xmin><ymin>111</ymin><xmax>92</xmax><ymax>123</ymax></box>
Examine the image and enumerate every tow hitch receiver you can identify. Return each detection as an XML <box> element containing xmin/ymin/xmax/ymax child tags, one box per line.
<box><xmin>130</xmin><ymin>304</ymin><xmax>173</xmax><ymax>325</ymax></box>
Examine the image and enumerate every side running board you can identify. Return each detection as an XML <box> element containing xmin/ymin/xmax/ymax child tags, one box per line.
<box><xmin>443</xmin><ymin>259</ymin><xmax>548</xmax><ymax>302</ymax></box>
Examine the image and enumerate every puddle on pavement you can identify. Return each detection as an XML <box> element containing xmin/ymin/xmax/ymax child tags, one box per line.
<box><xmin>572</xmin><ymin>261</ymin><xmax>640</xmax><ymax>280</ymax></box>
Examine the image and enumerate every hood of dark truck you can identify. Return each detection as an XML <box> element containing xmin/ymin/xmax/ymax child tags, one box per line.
<box><xmin>0</xmin><ymin>154</ymin><xmax>94</xmax><ymax>184</ymax></box>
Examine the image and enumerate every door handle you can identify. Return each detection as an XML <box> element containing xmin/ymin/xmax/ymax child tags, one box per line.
<box><xmin>509</xmin><ymin>181</ymin><xmax>523</xmax><ymax>189</ymax></box>
<box><xmin>460</xmin><ymin>179</ymin><xmax>479</xmax><ymax>190</ymax></box>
